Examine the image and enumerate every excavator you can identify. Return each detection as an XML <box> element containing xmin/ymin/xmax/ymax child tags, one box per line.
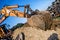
<box><xmin>1</xmin><ymin>4</ymin><xmax>59</xmax><ymax>40</ymax></box>
<box><xmin>0</xmin><ymin>4</ymin><xmax>33</xmax><ymax>39</ymax></box>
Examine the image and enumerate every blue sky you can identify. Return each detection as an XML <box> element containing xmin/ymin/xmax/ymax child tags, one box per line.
<box><xmin>0</xmin><ymin>0</ymin><xmax>54</xmax><ymax>29</ymax></box>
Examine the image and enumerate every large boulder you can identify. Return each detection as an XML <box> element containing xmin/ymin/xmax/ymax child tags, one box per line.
<box><xmin>27</xmin><ymin>11</ymin><xmax>52</xmax><ymax>30</ymax></box>
<box><xmin>27</xmin><ymin>15</ymin><xmax>45</xmax><ymax>30</ymax></box>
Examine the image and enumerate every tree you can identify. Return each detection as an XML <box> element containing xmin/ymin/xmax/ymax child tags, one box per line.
<box><xmin>47</xmin><ymin>0</ymin><xmax>60</xmax><ymax>14</ymax></box>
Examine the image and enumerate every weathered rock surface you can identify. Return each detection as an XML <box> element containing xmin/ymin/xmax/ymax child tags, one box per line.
<box><xmin>28</xmin><ymin>11</ymin><xmax>52</xmax><ymax>30</ymax></box>
<box><xmin>12</xmin><ymin>26</ymin><xmax>60</xmax><ymax>40</ymax></box>
<box><xmin>51</xmin><ymin>19</ymin><xmax>60</xmax><ymax>30</ymax></box>
<box><xmin>27</xmin><ymin>15</ymin><xmax>45</xmax><ymax>30</ymax></box>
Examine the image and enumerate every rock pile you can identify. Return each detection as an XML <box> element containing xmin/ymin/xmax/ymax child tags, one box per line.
<box><xmin>12</xmin><ymin>11</ymin><xmax>60</xmax><ymax>40</ymax></box>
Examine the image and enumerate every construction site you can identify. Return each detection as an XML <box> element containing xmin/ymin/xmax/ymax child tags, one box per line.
<box><xmin>0</xmin><ymin>0</ymin><xmax>60</xmax><ymax>40</ymax></box>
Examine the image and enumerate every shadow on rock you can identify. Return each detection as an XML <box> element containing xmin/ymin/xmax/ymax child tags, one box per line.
<box><xmin>15</xmin><ymin>32</ymin><xmax>25</xmax><ymax>40</ymax></box>
<box><xmin>48</xmin><ymin>33</ymin><xmax>59</xmax><ymax>40</ymax></box>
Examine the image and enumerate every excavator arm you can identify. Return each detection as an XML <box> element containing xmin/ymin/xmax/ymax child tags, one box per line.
<box><xmin>0</xmin><ymin>5</ymin><xmax>31</xmax><ymax>23</ymax></box>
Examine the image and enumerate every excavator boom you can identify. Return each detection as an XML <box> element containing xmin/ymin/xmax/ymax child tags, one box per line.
<box><xmin>5</xmin><ymin>5</ymin><xmax>18</xmax><ymax>9</ymax></box>
<box><xmin>0</xmin><ymin>4</ymin><xmax>31</xmax><ymax>23</ymax></box>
